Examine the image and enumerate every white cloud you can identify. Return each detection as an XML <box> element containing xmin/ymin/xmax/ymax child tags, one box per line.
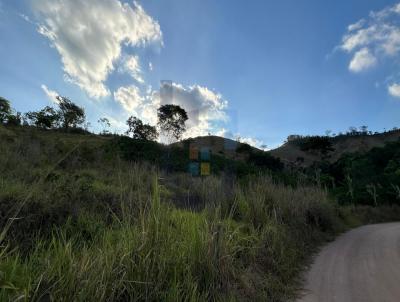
<box><xmin>349</xmin><ymin>48</ymin><xmax>377</xmax><ymax>72</ymax></box>
<box><xmin>239</xmin><ymin>136</ymin><xmax>265</xmax><ymax>149</ymax></box>
<box><xmin>112</xmin><ymin>82</ymin><xmax>265</xmax><ymax>147</ymax></box>
<box><xmin>33</xmin><ymin>0</ymin><xmax>162</xmax><ymax>98</ymax></box>
<box><xmin>348</xmin><ymin>19</ymin><xmax>365</xmax><ymax>32</ymax></box>
<box><xmin>114</xmin><ymin>85</ymin><xmax>143</xmax><ymax>113</ymax></box>
<box><xmin>41</xmin><ymin>84</ymin><xmax>59</xmax><ymax>103</ymax></box>
<box><xmin>394</xmin><ymin>3</ymin><xmax>400</xmax><ymax>14</ymax></box>
<box><xmin>119</xmin><ymin>55</ymin><xmax>144</xmax><ymax>83</ymax></box>
<box><xmin>388</xmin><ymin>83</ymin><xmax>400</xmax><ymax>97</ymax></box>
<box><xmin>18</xmin><ymin>13</ymin><xmax>31</xmax><ymax>23</ymax></box>
<box><xmin>113</xmin><ymin>81</ymin><xmax>229</xmax><ymax>140</ymax></box>
<box><xmin>340</xmin><ymin>2</ymin><xmax>400</xmax><ymax>72</ymax></box>
<box><xmin>149</xmin><ymin>82</ymin><xmax>228</xmax><ymax>138</ymax></box>
<box><xmin>216</xmin><ymin>129</ymin><xmax>266</xmax><ymax>149</ymax></box>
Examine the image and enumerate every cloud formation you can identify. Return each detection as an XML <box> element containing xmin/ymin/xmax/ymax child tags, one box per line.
<box><xmin>113</xmin><ymin>82</ymin><xmax>228</xmax><ymax>139</ymax></box>
<box><xmin>340</xmin><ymin>2</ymin><xmax>400</xmax><ymax>96</ymax></box>
<box><xmin>114</xmin><ymin>85</ymin><xmax>144</xmax><ymax>113</ymax></box>
<box><xmin>33</xmin><ymin>1</ymin><xmax>263</xmax><ymax>147</ymax></box>
<box><xmin>388</xmin><ymin>83</ymin><xmax>400</xmax><ymax>97</ymax></box>
<box><xmin>149</xmin><ymin>82</ymin><xmax>228</xmax><ymax>138</ymax></box>
<box><xmin>119</xmin><ymin>55</ymin><xmax>144</xmax><ymax>84</ymax></box>
<box><xmin>341</xmin><ymin>3</ymin><xmax>400</xmax><ymax>58</ymax></box>
<box><xmin>33</xmin><ymin>0</ymin><xmax>162</xmax><ymax>98</ymax></box>
<box><xmin>348</xmin><ymin>47</ymin><xmax>377</xmax><ymax>72</ymax></box>
<box><xmin>41</xmin><ymin>84</ymin><xmax>59</xmax><ymax>103</ymax></box>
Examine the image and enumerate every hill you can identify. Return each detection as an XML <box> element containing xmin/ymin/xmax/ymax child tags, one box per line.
<box><xmin>0</xmin><ymin>124</ymin><xmax>341</xmax><ymax>301</ymax></box>
<box><xmin>269</xmin><ymin>130</ymin><xmax>400</xmax><ymax>167</ymax></box>
<box><xmin>174</xmin><ymin>130</ymin><xmax>400</xmax><ymax>169</ymax></box>
<box><xmin>173</xmin><ymin>130</ymin><xmax>400</xmax><ymax>170</ymax></box>
<box><xmin>1</xmin><ymin>124</ymin><xmax>400</xmax><ymax>301</ymax></box>
<box><xmin>173</xmin><ymin>135</ymin><xmax>261</xmax><ymax>161</ymax></box>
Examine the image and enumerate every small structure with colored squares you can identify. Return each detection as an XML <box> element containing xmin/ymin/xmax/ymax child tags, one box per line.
<box><xmin>188</xmin><ymin>145</ymin><xmax>211</xmax><ymax>176</ymax></box>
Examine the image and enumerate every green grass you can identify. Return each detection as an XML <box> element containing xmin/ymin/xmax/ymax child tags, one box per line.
<box><xmin>0</xmin><ymin>125</ymin><xmax>399</xmax><ymax>301</ymax></box>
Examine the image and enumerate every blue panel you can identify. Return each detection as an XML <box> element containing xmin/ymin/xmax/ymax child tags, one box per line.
<box><xmin>188</xmin><ymin>162</ymin><xmax>200</xmax><ymax>176</ymax></box>
<box><xmin>200</xmin><ymin>147</ymin><xmax>211</xmax><ymax>161</ymax></box>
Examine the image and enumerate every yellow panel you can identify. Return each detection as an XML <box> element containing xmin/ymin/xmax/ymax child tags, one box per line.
<box><xmin>200</xmin><ymin>162</ymin><xmax>210</xmax><ymax>176</ymax></box>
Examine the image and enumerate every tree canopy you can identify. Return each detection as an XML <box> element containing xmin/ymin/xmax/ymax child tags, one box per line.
<box><xmin>25</xmin><ymin>106</ymin><xmax>59</xmax><ymax>129</ymax></box>
<box><xmin>98</xmin><ymin>117</ymin><xmax>111</xmax><ymax>134</ymax></box>
<box><xmin>126</xmin><ymin>116</ymin><xmax>158</xmax><ymax>141</ymax></box>
<box><xmin>56</xmin><ymin>96</ymin><xmax>85</xmax><ymax>129</ymax></box>
<box><xmin>0</xmin><ymin>97</ymin><xmax>12</xmax><ymax>124</ymax></box>
<box><xmin>157</xmin><ymin>104</ymin><xmax>188</xmax><ymax>141</ymax></box>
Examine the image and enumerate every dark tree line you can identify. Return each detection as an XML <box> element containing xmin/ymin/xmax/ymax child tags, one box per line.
<box><xmin>1</xmin><ymin>95</ymin><xmax>189</xmax><ymax>143</ymax></box>
<box><xmin>125</xmin><ymin>104</ymin><xmax>188</xmax><ymax>142</ymax></box>
<box><xmin>309</xmin><ymin>140</ymin><xmax>400</xmax><ymax>206</ymax></box>
<box><xmin>0</xmin><ymin>97</ymin><xmax>22</xmax><ymax>126</ymax></box>
<box><xmin>287</xmin><ymin>125</ymin><xmax>400</xmax><ymax>144</ymax></box>
<box><xmin>0</xmin><ymin>96</ymin><xmax>86</xmax><ymax>130</ymax></box>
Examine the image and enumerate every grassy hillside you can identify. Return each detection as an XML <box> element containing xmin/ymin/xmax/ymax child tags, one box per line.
<box><xmin>0</xmin><ymin>125</ymin><xmax>399</xmax><ymax>301</ymax></box>
<box><xmin>173</xmin><ymin>135</ymin><xmax>260</xmax><ymax>161</ymax></box>
<box><xmin>270</xmin><ymin>129</ymin><xmax>400</xmax><ymax>167</ymax></box>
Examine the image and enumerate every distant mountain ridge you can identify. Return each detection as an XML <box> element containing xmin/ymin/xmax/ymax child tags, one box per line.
<box><xmin>177</xmin><ymin>130</ymin><xmax>400</xmax><ymax>167</ymax></box>
<box><xmin>270</xmin><ymin>129</ymin><xmax>400</xmax><ymax>167</ymax></box>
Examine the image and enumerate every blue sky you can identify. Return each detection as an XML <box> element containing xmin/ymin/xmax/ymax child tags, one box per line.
<box><xmin>1</xmin><ymin>0</ymin><xmax>400</xmax><ymax>148</ymax></box>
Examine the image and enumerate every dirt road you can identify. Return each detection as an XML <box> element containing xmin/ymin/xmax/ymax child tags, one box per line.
<box><xmin>298</xmin><ymin>223</ymin><xmax>400</xmax><ymax>302</ymax></box>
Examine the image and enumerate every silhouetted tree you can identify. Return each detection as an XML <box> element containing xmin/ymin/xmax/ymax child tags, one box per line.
<box><xmin>56</xmin><ymin>96</ymin><xmax>85</xmax><ymax>129</ymax></box>
<box><xmin>348</xmin><ymin>126</ymin><xmax>358</xmax><ymax>136</ymax></box>
<box><xmin>98</xmin><ymin>117</ymin><xmax>111</xmax><ymax>134</ymax></box>
<box><xmin>0</xmin><ymin>97</ymin><xmax>12</xmax><ymax>124</ymax></box>
<box><xmin>6</xmin><ymin>112</ymin><xmax>22</xmax><ymax>126</ymax></box>
<box><xmin>299</xmin><ymin>136</ymin><xmax>334</xmax><ymax>155</ymax></box>
<box><xmin>157</xmin><ymin>104</ymin><xmax>188</xmax><ymax>141</ymax></box>
<box><xmin>360</xmin><ymin>125</ymin><xmax>368</xmax><ymax>134</ymax></box>
<box><xmin>25</xmin><ymin>106</ymin><xmax>59</xmax><ymax>129</ymax></box>
<box><xmin>126</xmin><ymin>116</ymin><xmax>158</xmax><ymax>141</ymax></box>
<box><xmin>287</xmin><ymin>134</ymin><xmax>303</xmax><ymax>142</ymax></box>
<box><xmin>236</xmin><ymin>143</ymin><xmax>252</xmax><ymax>153</ymax></box>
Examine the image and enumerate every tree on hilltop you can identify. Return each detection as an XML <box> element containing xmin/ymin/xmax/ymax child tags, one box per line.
<box><xmin>126</xmin><ymin>116</ymin><xmax>158</xmax><ymax>141</ymax></box>
<box><xmin>157</xmin><ymin>104</ymin><xmax>188</xmax><ymax>141</ymax></box>
<box><xmin>56</xmin><ymin>96</ymin><xmax>85</xmax><ymax>130</ymax></box>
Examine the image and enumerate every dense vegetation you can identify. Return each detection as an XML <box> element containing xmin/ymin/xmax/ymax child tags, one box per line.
<box><xmin>287</xmin><ymin>132</ymin><xmax>400</xmax><ymax>206</ymax></box>
<box><xmin>1</xmin><ymin>125</ymin><xmax>400</xmax><ymax>301</ymax></box>
<box><xmin>0</xmin><ymin>96</ymin><xmax>399</xmax><ymax>301</ymax></box>
<box><xmin>314</xmin><ymin>141</ymin><xmax>400</xmax><ymax>206</ymax></box>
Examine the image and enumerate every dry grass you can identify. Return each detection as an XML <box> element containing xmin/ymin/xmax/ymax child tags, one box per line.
<box><xmin>0</xmin><ymin>125</ymin><xmax>396</xmax><ymax>301</ymax></box>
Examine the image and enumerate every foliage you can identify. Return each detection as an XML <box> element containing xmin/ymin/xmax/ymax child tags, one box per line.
<box><xmin>0</xmin><ymin>127</ymin><xmax>341</xmax><ymax>301</ymax></box>
<box><xmin>297</xmin><ymin>136</ymin><xmax>334</xmax><ymax>154</ymax></box>
<box><xmin>307</xmin><ymin>140</ymin><xmax>400</xmax><ymax>206</ymax></box>
<box><xmin>0</xmin><ymin>97</ymin><xmax>21</xmax><ymax>126</ymax></box>
<box><xmin>157</xmin><ymin>104</ymin><xmax>188</xmax><ymax>141</ymax></box>
<box><xmin>0</xmin><ymin>124</ymin><xmax>399</xmax><ymax>301</ymax></box>
<box><xmin>0</xmin><ymin>97</ymin><xmax>12</xmax><ymax>124</ymax></box>
<box><xmin>126</xmin><ymin>116</ymin><xmax>158</xmax><ymax>141</ymax></box>
<box><xmin>5</xmin><ymin>112</ymin><xmax>22</xmax><ymax>126</ymax></box>
<box><xmin>97</xmin><ymin>117</ymin><xmax>111</xmax><ymax>134</ymax></box>
<box><xmin>248</xmin><ymin>151</ymin><xmax>284</xmax><ymax>171</ymax></box>
<box><xmin>56</xmin><ymin>96</ymin><xmax>85</xmax><ymax>130</ymax></box>
<box><xmin>25</xmin><ymin>106</ymin><xmax>59</xmax><ymax>129</ymax></box>
<box><xmin>235</xmin><ymin>142</ymin><xmax>252</xmax><ymax>153</ymax></box>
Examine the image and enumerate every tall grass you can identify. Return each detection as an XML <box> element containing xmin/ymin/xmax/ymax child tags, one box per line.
<box><xmin>0</xmin><ymin>126</ymin><xmax>397</xmax><ymax>301</ymax></box>
<box><xmin>0</xmin><ymin>163</ymin><xmax>341</xmax><ymax>301</ymax></box>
